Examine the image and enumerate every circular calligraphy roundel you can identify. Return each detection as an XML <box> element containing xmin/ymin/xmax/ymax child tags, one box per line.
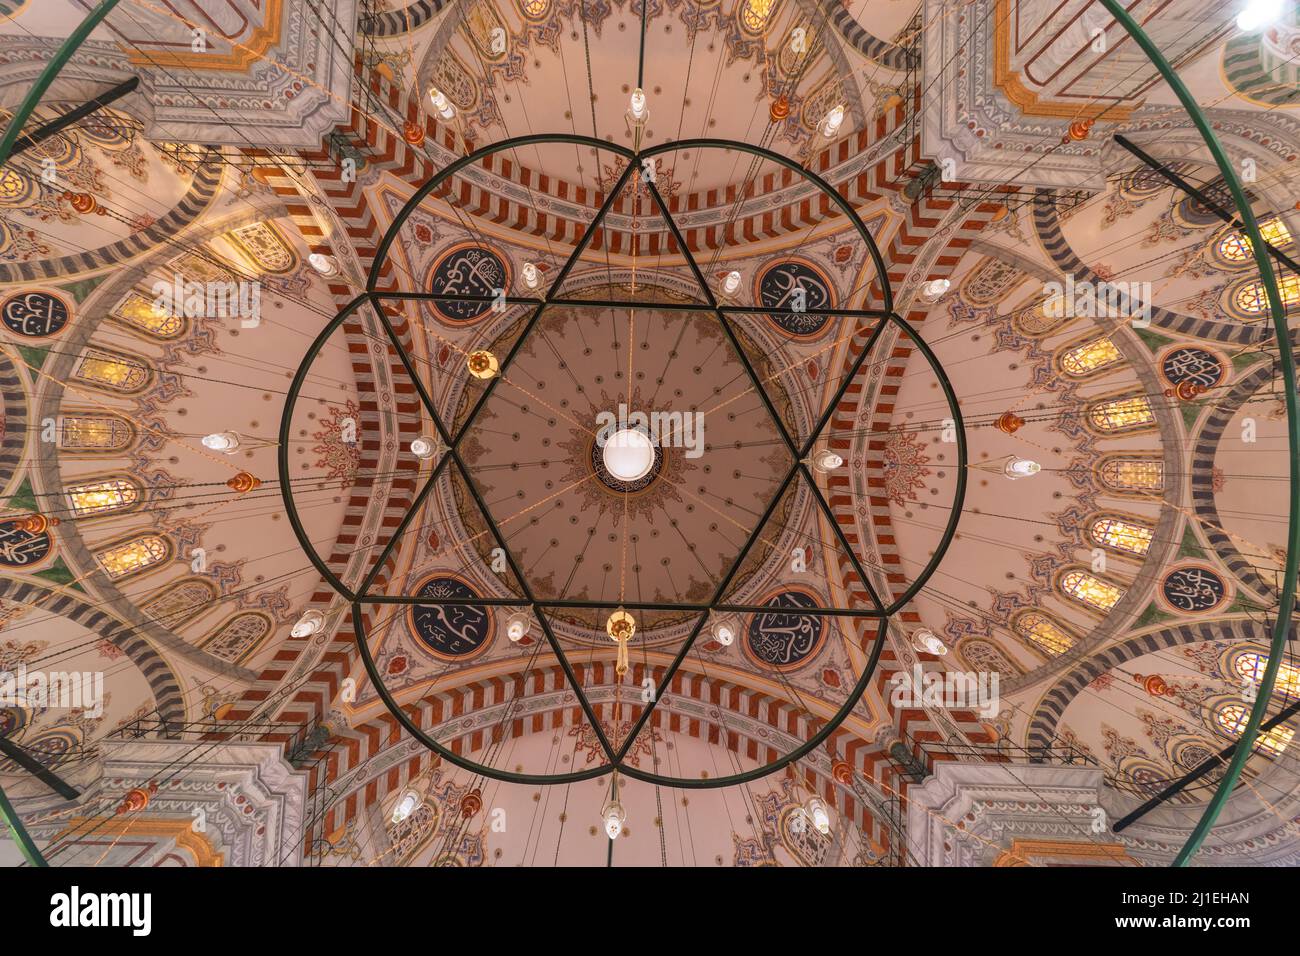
<box><xmin>1160</xmin><ymin>565</ymin><xmax>1228</xmax><ymax>614</ymax></box>
<box><xmin>0</xmin><ymin>519</ymin><xmax>52</xmax><ymax>569</ymax></box>
<box><xmin>756</xmin><ymin>259</ymin><xmax>835</xmax><ymax>339</ymax></box>
<box><xmin>425</xmin><ymin>243</ymin><xmax>511</xmax><ymax>326</ymax></box>
<box><xmin>407</xmin><ymin>574</ymin><xmax>494</xmax><ymax>661</ymax></box>
<box><xmin>744</xmin><ymin>587</ymin><xmax>826</xmax><ymax>671</ymax></box>
<box><xmin>2</xmin><ymin>291</ymin><xmax>69</xmax><ymax>338</ymax></box>
<box><xmin>1161</xmin><ymin>347</ymin><xmax>1224</xmax><ymax>392</ymax></box>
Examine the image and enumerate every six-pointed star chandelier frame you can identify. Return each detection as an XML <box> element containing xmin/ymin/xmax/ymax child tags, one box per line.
<box><xmin>279</xmin><ymin>133</ymin><xmax>968</xmax><ymax>788</ymax></box>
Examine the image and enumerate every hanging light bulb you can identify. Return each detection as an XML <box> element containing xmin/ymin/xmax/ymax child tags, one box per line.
<box><xmin>1237</xmin><ymin>0</ymin><xmax>1283</xmax><ymax>30</ymax></box>
<box><xmin>601</xmin><ymin>773</ymin><xmax>627</xmax><ymax>839</ymax></box>
<box><xmin>1004</xmin><ymin>457</ymin><xmax>1041</xmax><ymax>480</ymax></box>
<box><xmin>920</xmin><ymin>278</ymin><xmax>951</xmax><ymax>302</ymax></box>
<box><xmin>409</xmin><ymin>436</ymin><xmax>438</xmax><ymax>459</ymax></box>
<box><xmin>428</xmin><ymin>86</ymin><xmax>456</xmax><ymax>121</ymax></box>
<box><xmin>506</xmin><ymin>612</ymin><xmax>531</xmax><ymax>642</ymax></box>
<box><xmin>805</xmin><ymin>797</ymin><xmax>831</xmax><ymax>835</ymax></box>
<box><xmin>308</xmin><ymin>253</ymin><xmax>339</xmax><ymax>276</ymax></box>
<box><xmin>629</xmin><ymin>87</ymin><xmax>648</xmax><ymax>122</ymax></box>
<box><xmin>202</xmin><ymin>431</ymin><xmax>241</xmax><ymax>454</ymax></box>
<box><xmin>810</xmin><ymin>448</ymin><xmax>844</xmax><ymax>474</ymax></box>
<box><xmin>713</xmin><ymin>621</ymin><xmax>735</xmax><ymax>647</ymax></box>
<box><xmin>391</xmin><ymin>790</ymin><xmax>419</xmax><ymax>824</ymax></box>
<box><xmin>721</xmin><ymin>270</ymin><xmax>742</xmax><ymax>296</ymax></box>
<box><xmin>911</xmin><ymin>627</ymin><xmax>948</xmax><ymax>657</ymax></box>
<box><xmin>819</xmin><ymin>104</ymin><xmax>846</xmax><ymax>138</ymax></box>
<box><xmin>521</xmin><ymin>261</ymin><xmax>540</xmax><ymax>289</ymax></box>
<box><xmin>292</xmin><ymin>609</ymin><xmax>326</xmax><ymax>639</ymax></box>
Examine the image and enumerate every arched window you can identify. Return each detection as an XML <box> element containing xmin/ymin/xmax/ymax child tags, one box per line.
<box><xmin>957</xmin><ymin>638</ymin><xmax>1021</xmax><ymax>677</ymax></box>
<box><xmin>515</xmin><ymin>0</ymin><xmax>548</xmax><ymax>19</ymax></box>
<box><xmin>1230</xmin><ymin>273</ymin><xmax>1300</xmax><ymax>316</ymax></box>
<box><xmin>139</xmin><ymin>577</ymin><xmax>217</xmax><ymax>629</ymax></box>
<box><xmin>739</xmin><ymin>0</ymin><xmax>778</xmax><ymax>34</ymax></box>
<box><xmin>1058</xmin><ymin>335</ymin><xmax>1122</xmax><ymax>377</ymax></box>
<box><xmin>960</xmin><ymin>258</ymin><xmax>1024</xmax><ymax>307</ymax></box>
<box><xmin>66</xmin><ymin>476</ymin><xmax>140</xmax><ymax>517</ymax></box>
<box><xmin>1213</xmin><ymin>701</ymin><xmax>1293</xmax><ymax>755</ymax></box>
<box><xmin>1059</xmin><ymin>569</ymin><xmax>1124</xmax><ymax>613</ymax></box>
<box><xmin>1088</xmin><ymin>515</ymin><xmax>1154</xmax><ymax>557</ymax></box>
<box><xmin>1233</xmin><ymin>651</ymin><xmax>1300</xmax><ymax>698</ymax></box>
<box><xmin>73</xmin><ymin>347</ymin><xmax>151</xmax><ymax>394</ymax></box>
<box><xmin>224</xmin><ymin>221</ymin><xmax>298</xmax><ymax>276</ymax></box>
<box><xmin>1087</xmin><ymin>394</ymin><xmax>1155</xmax><ymax>433</ymax></box>
<box><xmin>202</xmin><ymin>612</ymin><xmax>273</xmax><ymax>663</ymax></box>
<box><xmin>1098</xmin><ymin>455</ymin><xmax>1164</xmax><ymax>494</ymax></box>
<box><xmin>58</xmin><ymin>413</ymin><xmax>135</xmax><ymax>453</ymax></box>
<box><xmin>1012</xmin><ymin>611</ymin><xmax>1076</xmax><ymax>656</ymax></box>
<box><xmin>1214</xmin><ymin>217</ymin><xmax>1293</xmax><ymax>264</ymax></box>
<box><xmin>95</xmin><ymin>534</ymin><xmax>170</xmax><ymax>580</ymax></box>
<box><xmin>111</xmin><ymin>291</ymin><xmax>186</xmax><ymax>339</ymax></box>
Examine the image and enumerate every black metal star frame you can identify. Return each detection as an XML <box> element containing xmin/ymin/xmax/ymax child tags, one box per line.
<box><xmin>279</xmin><ymin>134</ymin><xmax>967</xmax><ymax>789</ymax></box>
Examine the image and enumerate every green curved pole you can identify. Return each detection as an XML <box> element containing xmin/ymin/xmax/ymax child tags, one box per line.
<box><xmin>0</xmin><ymin>782</ymin><xmax>46</xmax><ymax>866</ymax></box>
<box><xmin>1098</xmin><ymin>0</ymin><xmax>1300</xmax><ymax>865</ymax></box>
<box><xmin>0</xmin><ymin>0</ymin><xmax>122</xmax><ymax>168</ymax></box>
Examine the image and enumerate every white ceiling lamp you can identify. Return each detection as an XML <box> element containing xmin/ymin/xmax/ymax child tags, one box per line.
<box><xmin>805</xmin><ymin>797</ymin><xmax>832</xmax><ymax>835</ymax></box>
<box><xmin>819</xmin><ymin>104</ymin><xmax>846</xmax><ymax>138</ymax></box>
<box><xmin>809</xmin><ymin>448</ymin><xmax>844</xmax><ymax>474</ymax></box>
<box><xmin>721</xmin><ymin>270</ymin><xmax>742</xmax><ymax>296</ymax></box>
<box><xmin>428</xmin><ymin>86</ymin><xmax>456</xmax><ymax>121</ymax></box>
<box><xmin>919</xmin><ymin>278</ymin><xmax>951</xmax><ymax>303</ymax></box>
<box><xmin>602</xmin><ymin>428</ymin><xmax>656</xmax><ymax>483</ymax></box>
<box><xmin>1004</xmin><ymin>457</ymin><xmax>1041</xmax><ymax>480</ymax></box>
<box><xmin>291</xmin><ymin>609</ymin><xmax>326</xmax><ymax>639</ymax></box>
<box><xmin>202</xmin><ymin>431</ymin><xmax>241</xmax><ymax>454</ymax></box>
<box><xmin>409</xmin><ymin>436</ymin><xmax>439</xmax><ymax>460</ymax></box>
<box><xmin>521</xmin><ymin>261</ymin><xmax>541</xmax><ymax>290</ymax></box>
<box><xmin>506</xmin><ymin>612</ymin><xmax>531</xmax><ymax>642</ymax></box>
<box><xmin>308</xmin><ymin>252</ymin><xmax>339</xmax><ymax>276</ymax></box>
<box><xmin>628</xmin><ymin>87</ymin><xmax>649</xmax><ymax>123</ymax></box>
<box><xmin>911</xmin><ymin>627</ymin><xmax>948</xmax><ymax>657</ymax></box>
<box><xmin>712</xmin><ymin>620</ymin><xmax>736</xmax><ymax>647</ymax></box>
<box><xmin>601</xmin><ymin>773</ymin><xmax>627</xmax><ymax>839</ymax></box>
<box><xmin>391</xmin><ymin>790</ymin><xmax>419</xmax><ymax>824</ymax></box>
<box><xmin>1237</xmin><ymin>0</ymin><xmax>1283</xmax><ymax>30</ymax></box>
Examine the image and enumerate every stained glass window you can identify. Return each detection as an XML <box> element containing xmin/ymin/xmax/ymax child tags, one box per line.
<box><xmin>1088</xmin><ymin>395</ymin><xmax>1155</xmax><ymax>432</ymax></box>
<box><xmin>1060</xmin><ymin>569</ymin><xmax>1123</xmax><ymax>612</ymax></box>
<box><xmin>957</xmin><ymin>639</ymin><xmax>1020</xmax><ymax>676</ymax></box>
<box><xmin>1059</xmin><ymin>336</ymin><xmax>1122</xmax><ymax>377</ymax></box>
<box><xmin>66</xmin><ymin>478</ymin><xmax>139</xmax><ymax>517</ymax></box>
<box><xmin>59</xmin><ymin>414</ymin><xmax>134</xmax><ymax>452</ymax></box>
<box><xmin>740</xmin><ymin>0</ymin><xmax>777</xmax><ymax>33</ymax></box>
<box><xmin>961</xmin><ymin>258</ymin><xmax>1024</xmax><ymax>307</ymax></box>
<box><xmin>140</xmin><ymin>578</ymin><xmax>217</xmax><ymax>629</ymax></box>
<box><xmin>1233</xmin><ymin>651</ymin><xmax>1300</xmax><ymax>698</ymax></box>
<box><xmin>113</xmin><ymin>292</ymin><xmax>185</xmax><ymax>339</ymax></box>
<box><xmin>203</xmin><ymin>612</ymin><xmax>273</xmax><ymax>663</ymax></box>
<box><xmin>1214</xmin><ymin>702</ymin><xmax>1293</xmax><ymax>755</ymax></box>
<box><xmin>1098</xmin><ymin>457</ymin><xmax>1164</xmax><ymax>493</ymax></box>
<box><xmin>73</xmin><ymin>349</ymin><xmax>150</xmax><ymax>393</ymax></box>
<box><xmin>517</xmin><ymin>0</ymin><xmax>548</xmax><ymax>17</ymax></box>
<box><xmin>1013</xmin><ymin>612</ymin><xmax>1075</xmax><ymax>655</ymax></box>
<box><xmin>1216</xmin><ymin>217</ymin><xmax>1294</xmax><ymax>262</ymax></box>
<box><xmin>1089</xmin><ymin>516</ymin><xmax>1154</xmax><ymax>556</ymax></box>
<box><xmin>96</xmin><ymin>535</ymin><xmax>170</xmax><ymax>579</ymax></box>
<box><xmin>1232</xmin><ymin>273</ymin><xmax>1300</xmax><ymax>315</ymax></box>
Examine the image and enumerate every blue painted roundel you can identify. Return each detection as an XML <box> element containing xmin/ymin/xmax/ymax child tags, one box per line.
<box><xmin>758</xmin><ymin>261</ymin><xmax>834</xmax><ymax>338</ymax></box>
<box><xmin>746</xmin><ymin>589</ymin><xmax>825</xmax><ymax>670</ymax></box>
<box><xmin>408</xmin><ymin>576</ymin><xmax>493</xmax><ymax>659</ymax></box>
<box><xmin>427</xmin><ymin>245</ymin><xmax>509</xmax><ymax>325</ymax></box>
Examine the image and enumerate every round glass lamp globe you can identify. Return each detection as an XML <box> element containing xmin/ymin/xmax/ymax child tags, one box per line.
<box><xmin>602</xmin><ymin>428</ymin><xmax>656</xmax><ymax>482</ymax></box>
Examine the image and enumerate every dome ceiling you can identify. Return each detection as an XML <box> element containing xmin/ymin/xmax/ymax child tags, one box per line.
<box><xmin>0</xmin><ymin>0</ymin><xmax>1297</xmax><ymax>871</ymax></box>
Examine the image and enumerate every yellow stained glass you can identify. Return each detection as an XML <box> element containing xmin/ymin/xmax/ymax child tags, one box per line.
<box><xmin>74</xmin><ymin>350</ymin><xmax>149</xmax><ymax>392</ymax></box>
<box><xmin>67</xmin><ymin>478</ymin><xmax>138</xmax><ymax>517</ymax></box>
<box><xmin>1233</xmin><ymin>273</ymin><xmax>1300</xmax><ymax>314</ymax></box>
<box><xmin>1217</xmin><ymin>217</ymin><xmax>1294</xmax><ymax>262</ymax></box>
<box><xmin>1099</xmin><ymin>458</ymin><xmax>1163</xmax><ymax>492</ymax></box>
<box><xmin>1234</xmin><ymin>652</ymin><xmax>1300</xmax><ymax>697</ymax></box>
<box><xmin>60</xmin><ymin>415</ymin><xmax>134</xmax><ymax>451</ymax></box>
<box><xmin>1090</xmin><ymin>516</ymin><xmax>1154</xmax><ymax>556</ymax></box>
<box><xmin>114</xmin><ymin>292</ymin><xmax>185</xmax><ymax>338</ymax></box>
<box><xmin>1060</xmin><ymin>336</ymin><xmax>1121</xmax><ymax>376</ymax></box>
<box><xmin>1014</xmin><ymin>612</ymin><xmax>1075</xmax><ymax>655</ymax></box>
<box><xmin>97</xmin><ymin>535</ymin><xmax>169</xmax><ymax>579</ymax></box>
<box><xmin>1060</xmin><ymin>570</ymin><xmax>1123</xmax><ymax>612</ymax></box>
<box><xmin>0</xmin><ymin>168</ymin><xmax>30</xmax><ymax>204</ymax></box>
<box><xmin>519</xmin><ymin>0</ymin><xmax>548</xmax><ymax>16</ymax></box>
<box><xmin>741</xmin><ymin>0</ymin><xmax>776</xmax><ymax>33</ymax></box>
<box><xmin>1215</xmin><ymin>702</ymin><xmax>1294</xmax><ymax>754</ymax></box>
<box><xmin>1088</xmin><ymin>395</ymin><xmax>1154</xmax><ymax>432</ymax></box>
